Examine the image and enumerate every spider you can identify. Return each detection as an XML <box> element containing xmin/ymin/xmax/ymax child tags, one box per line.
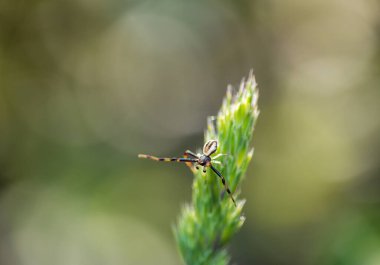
<box><xmin>138</xmin><ymin>140</ymin><xmax>236</xmax><ymax>206</ymax></box>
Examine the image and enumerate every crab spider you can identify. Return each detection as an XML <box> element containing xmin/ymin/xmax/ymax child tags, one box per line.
<box><xmin>138</xmin><ymin>140</ymin><xmax>236</xmax><ymax>206</ymax></box>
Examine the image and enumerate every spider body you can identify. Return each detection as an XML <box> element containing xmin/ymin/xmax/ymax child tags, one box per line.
<box><xmin>138</xmin><ymin>140</ymin><xmax>236</xmax><ymax>206</ymax></box>
<box><xmin>197</xmin><ymin>155</ymin><xmax>211</xmax><ymax>167</ymax></box>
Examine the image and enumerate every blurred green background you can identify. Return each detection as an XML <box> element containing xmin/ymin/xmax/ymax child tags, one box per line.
<box><xmin>1</xmin><ymin>1</ymin><xmax>379</xmax><ymax>265</ymax></box>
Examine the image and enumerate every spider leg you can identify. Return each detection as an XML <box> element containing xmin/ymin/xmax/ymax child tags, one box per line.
<box><xmin>138</xmin><ymin>154</ymin><xmax>198</xmax><ymax>163</ymax></box>
<box><xmin>184</xmin><ymin>150</ymin><xmax>199</xmax><ymax>173</ymax></box>
<box><xmin>210</xmin><ymin>165</ymin><xmax>237</xmax><ymax>207</ymax></box>
<box><xmin>212</xmin><ymin>160</ymin><xmax>222</xmax><ymax>165</ymax></box>
<box><xmin>212</xmin><ymin>154</ymin><xmax>228</xmax><ymax>160</ymax></box>
<box><xmin>184</xmin><ymin>150</ymin><xmax>198</xmax><ymax>159</ymax></box>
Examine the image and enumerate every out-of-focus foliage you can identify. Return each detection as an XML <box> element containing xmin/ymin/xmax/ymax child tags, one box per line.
<box><xmin>0</xmin><ymin>0</ymin><xmax>379</xmax><ymax>265</ymax></box>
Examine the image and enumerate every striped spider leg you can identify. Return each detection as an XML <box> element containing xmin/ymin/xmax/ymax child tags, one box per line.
<box><xmin>138</xmin><ymin>140</ymin><xmax>236</xmax><ymax>206</ymax></box>
<box><xmin>137</xmin><ymin>154</ymin><xmax>198</xmax><ymax>164</ymax></box>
